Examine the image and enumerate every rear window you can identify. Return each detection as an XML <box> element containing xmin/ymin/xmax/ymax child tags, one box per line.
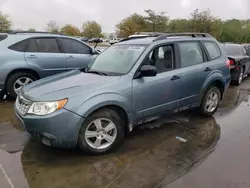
<box><xmin>204</xmin><ymin>41</ymin><xmax>221</xmax><ymax>60</ymax></box>
<box><xmin>222</xmin><ymin>45</ymin><xmax>244</xmax><ymax>56</ymax></box>
<box><xmin>0</xmin><ymin>34</ymin><xmax>7</xmax><ymax>42</ymax></box>
<box><xmin>8</xmin><ymin>39</ymin><xmax>29</xmax><ymax>52</ymax></box>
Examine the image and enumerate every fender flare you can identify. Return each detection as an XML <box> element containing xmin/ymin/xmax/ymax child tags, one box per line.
<box><xmin>75</xmin><ymin>92</ymin><xmax>133</xmax><ymax>124</ymax></box>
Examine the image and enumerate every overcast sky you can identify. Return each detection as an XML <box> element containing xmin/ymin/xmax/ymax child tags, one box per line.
<box><xmin>0</xmin><ymin>0</ymin><xmax>250</xmax><ymax>32</ymax></box>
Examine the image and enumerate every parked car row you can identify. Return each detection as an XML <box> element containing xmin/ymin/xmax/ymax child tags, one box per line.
<box><xmin>14</xmin><ymin>32</ymin><xmax>231</xmax><ymax>154</ymax></box>
<box><xmin>0</xmin><ymin>31</ymin><xmax>99</xmax><ymax>98</ymax></box>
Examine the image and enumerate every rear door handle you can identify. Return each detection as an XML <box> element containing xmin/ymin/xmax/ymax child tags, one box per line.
<box><xmin>28</xmin><ymin>55</ymin><xmax>37</xmax><ymax>59</ymax></box>
<box><xmin>204</xmin><ymin>67</ymin><xmax>211</xmax><ymax>72</ymax></box>
<box><xmin>171</xmin><ymin>75</ymin><xmax>180</xmax><ymax>81</ymax></box>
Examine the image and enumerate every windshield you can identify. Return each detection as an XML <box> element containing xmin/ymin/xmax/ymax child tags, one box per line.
<box><xmin>88</xmin><ymin>44</ymin><xmax>147</xmax><ymax>75</ymax></box>
<box><xmin>222</xmin><ymin>45</ymin><xmax>244</xmax><ymax>56</ymax></box>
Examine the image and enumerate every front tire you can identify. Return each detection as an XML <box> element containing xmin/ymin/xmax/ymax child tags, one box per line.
<box><xmin>78</xmin><ymin>108</ymin><xmax>125</xmax><ymax>155</ymax></box>
<box><xmin>200</xmin><ymin>86</ymin><xmax>221</xmax><ymax>117</ymax></box>
<box><xmin>6</xmin><ymin>72</ymin><xmax>37</xmax><ymax>98</ymax></box>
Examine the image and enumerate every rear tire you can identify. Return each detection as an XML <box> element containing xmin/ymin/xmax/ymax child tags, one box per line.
<box><xmin>232</xmin><ymin>66</ymin><xmax>243</xmax><ymax>86</ymax></box>
<box><xmin>78</xmin><ymin>108</ymin><xmax>125</xmax><ymax>155</ymax></box>
<box><xmin>6</xmin><ymin>72</ymin><xmax>37</xmax><ymax>98</ymax></box>
<box><xmin>200</xmin><ymin>86</ymin><xmax>221</xmax><ymax>117</ymax></box>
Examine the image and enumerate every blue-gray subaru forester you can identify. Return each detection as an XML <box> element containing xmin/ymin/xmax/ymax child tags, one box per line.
<box><xmin>15</xmin><ymin>33</ymin><xmax>231</xmax><ymax>154</ymax></box>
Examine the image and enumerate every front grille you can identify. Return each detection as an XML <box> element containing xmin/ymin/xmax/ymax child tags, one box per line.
<box><xmin>15</xmin><ymin>95</ymin><xmax>32</xmax><ymax>115</ymax></box>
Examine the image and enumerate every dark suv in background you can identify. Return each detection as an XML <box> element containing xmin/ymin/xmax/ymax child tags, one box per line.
<box><xmin>0</xmin><ymin>31</ymin><xmax>99</xmax><ymax>98</ymax></box>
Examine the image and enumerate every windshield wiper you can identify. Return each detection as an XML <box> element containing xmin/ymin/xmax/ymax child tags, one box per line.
<box><xmin>80</xmin><ymin>67</ymin><xmax>107</xmax><ymax>76</ymax></box>
<box><xmin>87</xmin><ymin>70</ymin><xmax>107</xmax><ymax>76</ymax></box>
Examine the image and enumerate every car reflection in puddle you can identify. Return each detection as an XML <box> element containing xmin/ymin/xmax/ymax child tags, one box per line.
<box><xmin>1</xmin><ymin>81</ymin><xmax>250</xmax><ymax>188</ymax></box>
<box><xmin>21</xmin><ymin>113</ymin><xmax>220</xmax><ymax>188</ymax></box>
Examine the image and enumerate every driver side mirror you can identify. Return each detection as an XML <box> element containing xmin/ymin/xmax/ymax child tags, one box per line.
<box><xmin>91</xmin><ymin>48</ymin><xmax>100</xmax><ymax>55</ymax></box>
<box><xmin>140</xmin><ymin>65</ymin><xmax>157</xmax><ymax>77</ymax></box>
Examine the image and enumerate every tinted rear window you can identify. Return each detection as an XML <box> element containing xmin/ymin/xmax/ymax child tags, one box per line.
<box><xmin>0</xmin><ymin>34</ymin><xmax>7</xmax><ymax>42</ymax></box>
<box><xmin>8</xmin><ymin>39</ymin><xmax>29</xmax><ymax>52</ymax></box>
<box><xmin>222</xmin><ymin>45</ymin><xmax>244</xmax><ymax>56</ymax></box>
<box><xmin>35</xmin><ymin>38</ymin><xmax>60</xmax><ymax>53</ymax></box>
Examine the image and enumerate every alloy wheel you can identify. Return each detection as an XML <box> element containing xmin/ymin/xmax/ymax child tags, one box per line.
<box><xmin>13</xmin><ymin>77</ymin><xmax>33</xmax><ymax>94</ymax></box>
<box><xmin>238</xmin><ymin>71</ymin><xmax>243</xmax><ymax>85</ymax></box>
<box><xmin>84</xmin><ymin>118</ymin><xmax>117</xmax><ymax>150</ymax></box>
<box><xmin>205</xmin><ymin>91</ymin><xmax>219</xmax><ymax>113</ymax></box>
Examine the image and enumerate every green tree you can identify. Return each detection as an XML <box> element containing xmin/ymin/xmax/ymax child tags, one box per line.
<box><xmin>47</xmin><ymin>21</ymin><xmax>60</xmax><ymax>34</ymax></box>
<box><xmin>61</xmin><ymin>24</ymin><xmax>80</xmax><ymax>36</ymax></box>
<box><xmin>167</xmin><ymin>19</ymin><xmax>191</xmax><ymax>33</ymax></box>
<box><xmin>0</xmin><ymin>11</ymin><xmax>11</xmax><ymax>32</ymax></box>
<box><xmin>28</xmin><ymin>28</ymin><xmax>36</xmax><ymax>32</ymax></box>
<box><xmin>82</xmin><ymin>21</ymin><xmax>102</xmax><ymax>38</ymax></box>
<box><xmin>116</xmin><ymin>13</ymin><xmax>148</xmax><ymax>37</ymax></box>
<box><xmin>189</xmin><ymin>9</ymin><xmax>215</xmax><ymax>33</ymax></box>
<box><xmin>144</xmin><ymin>9</ymin><xmax>169</xmax><ymax>32</ymax></box>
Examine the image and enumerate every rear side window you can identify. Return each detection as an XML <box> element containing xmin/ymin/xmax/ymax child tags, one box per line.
<box><xmin>178</xmin><ymin>42</ymin><xmax>204</xmax><ymax>68</ymax></box>
<box><xmin>204</xmin><ymin>41</ymin><xmax>221</xmax><ymax>60</ymax></box>
<box><xmin>59</xmin><ymin>38</ymin><xmax>91</xmax><ymax>54</ymax></box>
<box><xmin>8</xmin><ymin>39</ymin><xmax>29</xmax><ymax>52</ymax></box>
<box><xmin>0</xmin><ymin>35</ymin><xmax>7</xmax><ymax>42</ymax></box>
<box><xmin>35</xmin><ymin>38</ymin><xmax>60</xmax><ymax>53</ymax></box>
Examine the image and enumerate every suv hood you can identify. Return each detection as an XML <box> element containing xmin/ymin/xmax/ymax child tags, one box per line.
<box><xmin>22</xmin><ymin>70</ymin><xmax>120</xmax><ymax>101</ymax></box>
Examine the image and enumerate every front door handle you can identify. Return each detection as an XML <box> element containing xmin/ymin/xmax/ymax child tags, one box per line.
<box><xmin>204</xmin><ymin>67</ymin><xmax>211</xmax><ymax>72</ymax></box>
<box><xmin>171</xmin><ymin>75</ymin><xmax>180</xmax><ymax>81</ymax></box>
<box><xmin>67</xmin><ymin>55</ymin><xmax>74</xmax><ymax>59</ymax></box>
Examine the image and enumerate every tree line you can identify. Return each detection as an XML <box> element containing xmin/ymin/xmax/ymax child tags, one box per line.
<box><xmin>1</xmin><ymin>9</ymin><xmax>250</xmax><ymax>43</ymax></box>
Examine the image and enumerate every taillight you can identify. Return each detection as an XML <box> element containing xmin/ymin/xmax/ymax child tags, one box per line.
<box><xmin>226</xmin><ymin>59</ymin><xmax>231</xmax><ymax>68</ymax></box>
<box><xmin>229</xmin><ymin>59</ymin><xmax>235</xmax><ymax>66</ymax></box>
<box><xmin>226</xmin><ymin>59</ymin><xmax>235</xmax><ymax>68</ymax></box>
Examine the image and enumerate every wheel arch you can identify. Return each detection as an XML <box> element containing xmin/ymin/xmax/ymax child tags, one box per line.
<box><xmin>75</xmin><ymin>93</ymin><xmax>133</xmax><ymax>132</ymax></box>
<box><xmin>201</xmin><ymin>74</ymin><xmax>225</xmax><ymax>101</ymax></box>
<box><xmin>5</xmin><ymin>68</ymin><xmax>40</xmax><ymax>87</ymax></box>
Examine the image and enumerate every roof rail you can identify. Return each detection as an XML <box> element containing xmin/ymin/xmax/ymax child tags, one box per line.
<box><xmin>153</xmin><ymin>33</ymin><xmax>212</xmax><ymax>42</ymax></box>
<box><xmin>8</xmin><ymin>31</ymin><xmax>52</xmax><ymax>34</ymax></box>
<box><xmin>119</xmin><ymin>32</ymin><xmax>164</xmax><ymax>43</ymax></box>
<box><xmin>133</xmin><ymin>32</ymin><xmax>165</xmax><ymax>36</ymax></box>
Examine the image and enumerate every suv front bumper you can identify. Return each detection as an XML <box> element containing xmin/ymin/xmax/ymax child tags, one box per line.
<box><xmin>15</xmin><ymin>106</ymin><xmax>85</xmax><ymax>148</ymax></box>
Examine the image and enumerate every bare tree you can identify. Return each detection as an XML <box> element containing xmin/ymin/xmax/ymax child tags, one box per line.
<box><xmin>47</xmin><ymin>21</ymin><xmax>60</xmax><ymax>34</ymax></box>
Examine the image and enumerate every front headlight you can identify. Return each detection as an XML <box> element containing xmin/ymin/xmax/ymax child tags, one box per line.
<box><xmin>27</xmin><ymin>99</ymin><xmax>67</xmax><ymax>116</ymax></box>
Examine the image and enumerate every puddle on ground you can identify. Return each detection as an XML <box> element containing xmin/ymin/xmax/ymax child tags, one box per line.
<box><xmin>21</xmin><ymin>115</ymin><xmax>220</xmax><ymax>188</ymax></box>
<box><xmin>1</xmin><ymin>80</ymin><xmax>250</xmax><ymax>188</ymax></box>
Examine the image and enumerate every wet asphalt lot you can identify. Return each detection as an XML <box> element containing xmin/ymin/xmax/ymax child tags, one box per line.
<box><xmin>0</xmin><ymin>79</ymin><xmax>250</xmax><ymax>188</ymax></box>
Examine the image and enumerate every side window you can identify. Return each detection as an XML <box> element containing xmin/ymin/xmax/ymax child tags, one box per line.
<box><xmin>59</xmin><ymin>38</ymin><xmax>91</xmax><ymax>54</ymax></box>
<box><xmin>204</xmin><ymin>41</ymin><xmax>221</xmax><ymax>59</ymax></box>
<box><xmin>26</xmin><ymin>38</ymin><xmax>38</xmax><ymax>52</ymax></box>
<box><xmin>8</xmin><ymin>39</ymin><xmax>29</xmax><ymax>52</ymax></box>
<box><xmin>143</xmin><ymin>44</ymin><xmax>174</xmax><ymax>73</ymax></box>
<box><xmin>35</xmin><ymin>38</ymin><xmax>60</xmax><ymax>53</ymax></box>
<box><xmin>178</xmin><ymin>42</ymin><xmax>203</xmax><ymax>68</ymax></box>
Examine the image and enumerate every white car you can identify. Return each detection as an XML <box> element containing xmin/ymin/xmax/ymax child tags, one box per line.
<box><xmin>110</xmin><ymin>38</ymin><xmax>123</xmax><ymax>45</ymax></box>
